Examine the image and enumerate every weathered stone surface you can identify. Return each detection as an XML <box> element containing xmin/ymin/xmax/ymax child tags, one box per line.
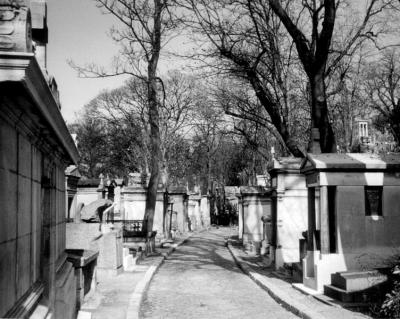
<box><xmin>0</xmin><ymin>118</ymin><xmax>17</xmax><ymax>171</ymax></box>
<box><xmin>17</xmin><ymin>175</ymin><xmax>31</xmax><ymax>237</ymax></box>
<box><xmin>97</xmin><ymin>230</ymin><xmax>123</xmax><ymax>278</ymax></box>
<box><xmin>80</xmin><ymin>199</ymin><xmax>113</xmax><ymax>222</ymax></box>
<box><xmin>0</xmin><ymin>3</ymin><xmax>78</xmax><ymax>316</ymax></box>
<box><xmin>0</xmin><ymin>240</ymin><xmax>16</xmax><ymax>315</ymax></box>
<box><xmin>66</xmin><ymin>223</ymin><xmax>102</xmax><ymax>251</ymax></box>
<box><xmin>16</xmin><ymin>234</ymin><xmax>31</xmax><ymax>299</ymax></box>
<box><xmin>0</xmin><ymin>168</ymin><xmax>17</xmax><ymax>244</ymax></box>
<box><xmin>55</xmin><ymin>261</ymin><xmax>76</xmax><ymax>319</ymax></box>
<box><xmin>0</xmin><ymin>4</ymin><xmax>32</xmax><ymax>52</ymax></box>
<box><xmin>18</xmin><ymin>134</ymin><xmax>32</xmax><ymax>177</ymax></box>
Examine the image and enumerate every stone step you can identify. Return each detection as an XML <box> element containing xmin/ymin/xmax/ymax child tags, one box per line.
<box><xmin>324</xmin><ymin>284</ymin><xmax>384</xmax><ymax>303</ymax></box>
<box><xmin>331</xmin><ymin>270</ymin><xmax>387</xmax><ymax>292</ymax></box>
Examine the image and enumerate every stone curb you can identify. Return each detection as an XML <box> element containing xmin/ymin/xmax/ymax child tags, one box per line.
<box><xmin>125</xmin><ymin>232</ymin><xmax>194</xmax><ymax>319</ymax></box>
<box><xmin>227</xmin><ymin>243</ymin><xmax>368</xmax><ymax>319</ymax></box>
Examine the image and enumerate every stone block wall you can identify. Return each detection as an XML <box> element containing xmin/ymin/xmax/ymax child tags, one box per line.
<box><xmin>0</xmin><ymin>113</ymin><xmax>77</xmax><ymax>318</ymax></box>
<box><xmin>336</xmin><ymin>183</ymin><xmax>400</xmax><ymax>269</ymax></box>
<box><xmin>0</xmin><ymin>117</ymin><xmax>43</xmax><ymax>315</ymax></box>
<box><xmin>77</xmin><ymin>187</ymin><xmax>102</xmax><ymax>206</ymax></box>
<box><xmin>121</xmin><ymin>187</ymin><xmax>189</xmax><ymax>235</ymax></box>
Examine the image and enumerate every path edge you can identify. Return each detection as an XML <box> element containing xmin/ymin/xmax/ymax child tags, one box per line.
<box><xmin>125</xmin><ymin>233</ymin><xmax>194</xmax><ymax>319</ymax></box>
<box><xmin>226</xmin><ymin>242</ymin><xmax>368</xmax><ymax>319</ymax></box>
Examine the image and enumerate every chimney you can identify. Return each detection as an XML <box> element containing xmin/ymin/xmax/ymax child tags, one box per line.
<box><xmin>30</xmin><ymin>0</ymin><xmax>48</xmax><ymax>70</ymax></box>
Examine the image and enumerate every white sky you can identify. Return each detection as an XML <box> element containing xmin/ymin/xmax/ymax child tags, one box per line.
<box><xmin>47</xmin><ymin>0</ymin><xmax>126</xmax><ymax>123</ymax></box>
<box><xmin>47</xmin><ymin>0</ymin><xmax>193</xmax><ymax>124</ymax></box>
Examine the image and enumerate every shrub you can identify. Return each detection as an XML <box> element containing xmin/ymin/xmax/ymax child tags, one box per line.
<box><xmin>380</xmin><ymin>280</ymin><xmax>400</xmax><ymax>318</ymax></box>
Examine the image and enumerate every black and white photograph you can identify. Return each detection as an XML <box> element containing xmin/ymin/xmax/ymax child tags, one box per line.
<box><xmin>1</xmin><ymin>1</ymin><xmax>400</xmax><ymax>318</ymax></box>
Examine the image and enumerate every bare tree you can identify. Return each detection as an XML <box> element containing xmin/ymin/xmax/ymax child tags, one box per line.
<box><xmin>365</xmin><ymin>49</ymin><xmax>400</xmax><ymax>145</ymax></box>
<box><xmin>176</xmin><ymin>0</ymin><xmax>399</xmax><ymax>155</ymax></box>
<box><xmin>269</xmin><ymin>0</ymin><xmax>400</xmax><ymax>152</ymax></box>
<box><xmin>84</xmin><ymin>0</ymin><xmax>174</xmax><ymax>242</ymax></box>
<box><xmin>176</xmin><ymin>0</ymin><xmax>307</xmax><ymax>156</ymax></box>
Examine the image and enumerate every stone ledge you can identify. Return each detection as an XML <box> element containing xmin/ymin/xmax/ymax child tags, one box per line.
<box><xmin>66</xmin><ymin>249</ymin><xmax>99</xmax><ymax>268</ymax></box>
<box><xmin>4</xmin><ymin>281</ymin><xmax>44</xmax><ymax>318</ymax></box>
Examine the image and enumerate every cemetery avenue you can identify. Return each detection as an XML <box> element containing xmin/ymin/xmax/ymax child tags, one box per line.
<box><xmin>140</xmin><ymin>229</ymin><xmax>298</xmax><ymax>319</ymax></box>
<box><xmin>2</xmin><ymin>1</ymin><xmax>400</xmax><ymax>319</ymax></box>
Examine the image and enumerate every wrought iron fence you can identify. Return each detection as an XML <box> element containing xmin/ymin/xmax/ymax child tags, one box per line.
<box><xmin>118</xmin><ymin>219</ymin><xmax>147</xmax><ymax>238</ymax></box>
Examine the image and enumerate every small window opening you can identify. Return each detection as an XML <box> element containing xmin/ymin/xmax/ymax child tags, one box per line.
<box><xmin>365</xmin><ymin>186</ymin><xmax>383</xmax><ymax>216</ymax></box>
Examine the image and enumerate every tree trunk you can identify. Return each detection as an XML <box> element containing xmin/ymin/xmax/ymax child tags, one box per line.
<box><xmin>309</xmin><ymin>72</ymin><xmax>336</xmax><ymax>153</ymax></box>
<box><xmin>144</xmin><ymin>0</ymin><xmax>163</xmax><ymax>247</ymax></box>
<box><xmin>144</xmin><ymin>88</ymin><xmax>161</xmax><ymax>234</ymax></box>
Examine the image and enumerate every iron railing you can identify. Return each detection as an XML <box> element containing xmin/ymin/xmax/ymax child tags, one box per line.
<box><xmin>118</xmin><ymin>219</ymin><xmax>147</xmax><ymax>238</ymax></box>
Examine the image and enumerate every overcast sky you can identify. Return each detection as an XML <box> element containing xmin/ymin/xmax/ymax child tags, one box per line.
<box><xmin>47</xmin><ymin>0</ymin><xmax>126</xmax><ymax>123</ymax></box>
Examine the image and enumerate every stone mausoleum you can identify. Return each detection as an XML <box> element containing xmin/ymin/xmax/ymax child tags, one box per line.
<box><xmin>121</xmin><ymin>174</ymin><xmax>189</xmax><ymax>236</ymax></box>
<box><xmin>237</xmin><ymin>186</ymin><xmax>272</xmax><ymax>253</ymax></box>
<box><xmin>300</xmin><ymin>153</ymin><xmax>400</xmax><ymax>294</ymax></box>
<box><xmin>0</xmin><ymin>1</ymin><xmax>79</xmax><ymax>317</ymax></box>
<box><xmin>268</xmin><ymin>157</ymin><xmax>308</xmax><ymax>271</ymax></box>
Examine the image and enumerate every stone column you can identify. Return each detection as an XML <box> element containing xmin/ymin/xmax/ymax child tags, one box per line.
<box><xmin>237</xmin><ymin>197</ymin><xmax>243</xmax><ymax>239</ymax></box>
<box><xmin>319</xmin><ymin>185</ymin><xmax>330</xmax><ymax>254</ymax></box>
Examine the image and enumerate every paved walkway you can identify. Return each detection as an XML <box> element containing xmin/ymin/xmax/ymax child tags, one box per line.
<box><xmin>79</xmin><ymin>235</ymin><xmax>189</xmax><ymax>319</ymax></box>
<box><xmin>140</xmin><ymin>228</ymin><xmax>297</xmax><ymax>319</ymax></box>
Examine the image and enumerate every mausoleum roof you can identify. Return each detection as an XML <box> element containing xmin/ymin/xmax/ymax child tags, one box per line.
<box><xmin>239</xmin><ymin>186</ymin><xmax>272</xmax><ymax>195</ymax></box>
<box><xmin>268</xmin><ymin>157</ymin><xmax>304</xmax><ymax>173</ymax></box>
<box><xmin>301</xmin><ymin>153</ymin><xmax>400</xmax><ymax>172</ymax></box>
<box><xmin>78</xmin><ymin>178</ymin><xmax>101</xmax><ymax>187</ymax></box>
<box><xmin>224</xmin><ymin>186</ymin><xmax>240</xmax><ymax>196</ymax></box>
<box><xmin>0</xmin><ymin>53</ymin><xmax>79</xmax><ymax>164</ymax></box>
<box><xmin>168</xmin><ymin>186</ymin><xmax>188</xmax><ymax>194</ymax></box>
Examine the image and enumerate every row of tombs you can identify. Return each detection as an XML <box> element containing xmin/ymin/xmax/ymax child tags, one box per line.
<box><xmin>0</xmin><ymin>0</ymin><xmax>210</xmax><ymax>317</ymax></box>
<box><xmin>1</xmin><ymin>1</ymin><xmax>400</xmax><ymax>317</ymax></box>
<box><xmin>239</xmin><ymin>154</ymin><xmax>400</xmax><ymax>302</ymax></box>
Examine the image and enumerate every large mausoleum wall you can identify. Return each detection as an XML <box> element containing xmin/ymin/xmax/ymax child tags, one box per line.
<box><xmin>0</xmin><ymin>1</ymin><xmax>79</xmax><ymax>317</ymax></box>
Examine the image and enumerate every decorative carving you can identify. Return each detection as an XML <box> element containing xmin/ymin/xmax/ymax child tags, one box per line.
<box><xmin>0</xmin><ymin>0</ymin><xmax>32</xmax><ymax>52</ymax></box>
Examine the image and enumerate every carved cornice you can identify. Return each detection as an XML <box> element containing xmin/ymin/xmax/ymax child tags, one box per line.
<box><xmin>0</xmin><ymin>1</ymin><xmax>32</xmax><ymax>52</ymax></box>
<box><xmin>0</xmin><ymin>52</ymin><xmax>79</xmax><ymax>165</ymax></box>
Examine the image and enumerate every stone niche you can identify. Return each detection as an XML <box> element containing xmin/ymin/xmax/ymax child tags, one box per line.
<box><xmin>237</xmin><ymin>186</ymin><xmax>272</xmax><ymax>254</ymax></box>
<box><xmin>268</xmin><ymin>157</ymin><xmax>308</xmax><ymax>271</ymax></box>
<box><xmin>301</xmin><ymin>153</ymin><xmax>400</xmax><ymax>293</ymax></box>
